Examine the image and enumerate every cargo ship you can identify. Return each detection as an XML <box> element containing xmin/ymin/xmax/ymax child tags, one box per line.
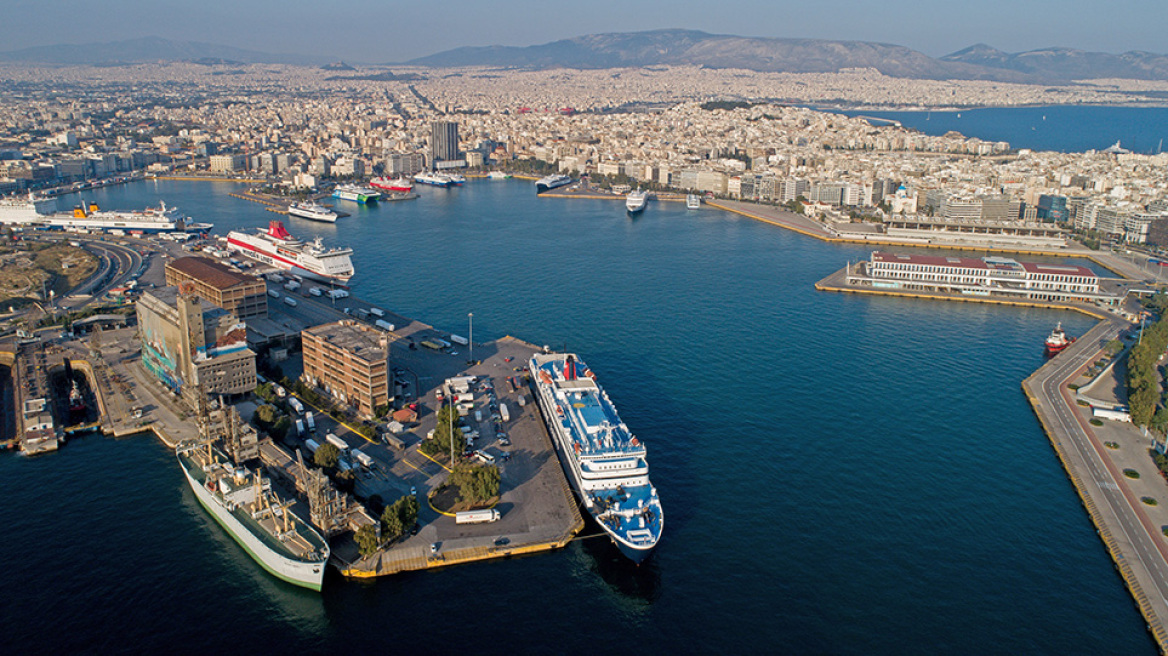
<box><xmin>177</xmin><ymin>441</ymin><xmax>330</xmax><ymax>591</ymax></box>
<box><xmin>286</xmin><ymin>202</ymin><xmax>338</xmax><ymax>223</ymax></box>
<box><xmin>626</xmin><ymin>189</ymin><xmax>648</xmax><ymax>213</ymax></box>
<box><xmin>535</xmin><ymin>174</ymin><xmax>572</xmax><ymax>193</ymax></box>
<box><xmin>332</xmin><ymin>184</ymin><xmax>380</xmax><ymax>203</ymax></box>
<box><xmin>529</xmin><ymin>352</ymin><xmax>662</xmax><ymax>563</ymax></box>
<box><xmin>1045</xmin><ymin>322</ymin><xmax>1075</xmax><ymax>355</ymax></box>
<box><xmin>226</xmin><ymin>221</ymin><xmax>354</xmax><ymax>283</ymax></box>
<box><xmin>369</xmin><ymin>176</ymin><xmax>414</xmax><ymax>193</ymax></box>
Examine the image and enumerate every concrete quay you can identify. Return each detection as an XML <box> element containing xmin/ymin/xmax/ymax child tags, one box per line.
<box><xmin>1023</xmin><ymin>320</ymin><xmax>1168</xmax><ymax>652</ymax></box>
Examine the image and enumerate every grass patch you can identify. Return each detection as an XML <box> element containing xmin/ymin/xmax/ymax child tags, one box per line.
<box><xmin>1077</xmin><ymin>400</ymin><xmax>1090</xmax><ymax>407</ymax></box>
<box><xmin>1124</xmin><ymin>469</ymin><xmax>1141</xmax><ymax>479</ymax></box>
<box><xmin>1068</xmin><ymin>384</ymin><xmax>1080</xmax><ymax>390</ymax></box>
<box><xmin>1163</xmin><ymin>526</ymin><xmax>1168</xmax><ymax>538</ymax></box>
<box><xmin>1089</xmin><ymin>418</ymin><xmax>1103</xmax><ymax>426</ymax></box>
<box><xmin>1142</xmin><ymin>497</ymin><xmax>1159</xmax><ymax>506</ymax></box>
<box><xmin>1105</xmin><ymin>441</ymin><xmax>1120</xmax><ymax>449</ymax></box>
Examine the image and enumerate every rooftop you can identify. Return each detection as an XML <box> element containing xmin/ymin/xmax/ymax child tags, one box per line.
<box><xmin>167</xmin><ymin>256</ymin><xmax>260</xmax><ymax>291</ymax></box>
<box><xmin>304</xmin><ymin>320</ymin><xmax>387</xmax><ymax>362</ymax></box>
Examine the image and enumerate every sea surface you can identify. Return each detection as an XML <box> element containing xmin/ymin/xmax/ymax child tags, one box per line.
<box><xmin>837</xmin><ymin>105</ymin><xmax>1168</xmax><ymax>154</ymax></box>
<box><xmin>0</xmin><ymin>177</ymin><xmax>1157</xmax><ymax>654</ymax></box>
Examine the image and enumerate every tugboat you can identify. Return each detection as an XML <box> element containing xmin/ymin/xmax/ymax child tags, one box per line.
<box><xmin>1045</xmin><ymin>322</ymin><xmax>1075</xmax><ymax>355</ymax></box>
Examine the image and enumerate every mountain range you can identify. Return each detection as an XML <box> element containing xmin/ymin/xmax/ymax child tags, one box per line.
<box><xmin>2</xmin><ymin>31</ymin><xmax>1168</xmax><ymax>82</ymax></box>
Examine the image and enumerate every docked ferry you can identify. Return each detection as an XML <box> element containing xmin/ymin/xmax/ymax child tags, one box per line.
<box><xmin>226</xmin><ymin>220</ymin><xmax>354</xmax><ymax>283</ymax></box>
<box><xmin>529</xmin><ymin>352</ymin><xmax>662</xmax><ymax>563</ymax></box>
<box><xmin>46</xmin><ymin>200</ymin><xmax>212</xmax><ymax>233</ymax></box>
<box><xmin>332</xmin><ymin>184</ymin><xmax>380</xmax><ymax>203</ymax></box>
<box><xmin>369</xmin><ymin>176</ymin><xmax>414</xmax><ymax>194</ymax></box>
<box><xmin>0</xmin><ymin>193</ymin><xmax>56</xmax><ymax>224</ymax></box>
<box><xmin>626</xmin><ymin>189</ymin><xmax>648</xmax><ymax>213</ymax></box>
<box><xmin>414</xmin><ymin>172</ymin><xmax>454</xmax><ymax>187</ymax></box>
<box><xmin>287</xmin><ymin>202</ymin><xmax>338</xmax><ymax>223</ymax></box>
<box><xmin>177</xmin><ymin>442</ymin><xmax>330</xmax><ymax>591</ymax></box>
<box><xmin>535</xmin><ymin>174</ymin><xmax>572</xmax><ymax>193</ymax></box>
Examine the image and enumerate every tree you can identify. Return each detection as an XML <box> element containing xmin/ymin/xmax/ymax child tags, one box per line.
<box><xmin>255</xmin><ymin>404</ymin><xmax>279</xmax><ymax>426</ymax></box>
<box><xmin>448</xmin><ymin>464</ymin><xmax>500</xmax><ymax>504</ymax></box>
<box><xmin>314</xmin><ymin>442</ymin><xmax>340</xmax><ymax>468</ymax></box>
<box><xmin>270</xmin><ymin>416</ymin><xmax>291</xmax><ymax>440</ymax></box>
<box><xmin>381</xmin><ymin>505</ymin><xmax>404</xmax><ymax>541</ymax></box>
<box><xmin>355</xmin><ymin>524</ymin><xmax>381</xmax><ymax>557</ymax></box>
<box><xmin>420</xmin><ymin>404</ymin><xmax>464</xmax><ymax>458</ymax></box>
<box><xmin>1106</xmin><ymin>340</ymin><xmax>1124</xmax><ymax>357</ymax></box>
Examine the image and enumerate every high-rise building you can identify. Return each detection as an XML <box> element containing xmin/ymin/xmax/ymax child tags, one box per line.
<box><xmin>164</xmin><ymin>256</ymin><xmax>268</xmax><ymax>320</ymax></box>
<box><xmin>430</xmin><ymin>120</ymin><xmax>459</xmax><ymax>165</ymax></box>
<box><xmin>301</xmin><ymin>321</ymin><xmax>390</xmax><ymax>420</ymax></box>
<box><xmin>137</xmin><ymin>287</ymin><xmax>257</xmax><ymax>404</ymax></box>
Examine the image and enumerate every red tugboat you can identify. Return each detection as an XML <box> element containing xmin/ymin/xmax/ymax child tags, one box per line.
<box><xmin>1045</xmin><ymin>322</ymin><xmax>1075</xmax><ymax>355</ymax></box>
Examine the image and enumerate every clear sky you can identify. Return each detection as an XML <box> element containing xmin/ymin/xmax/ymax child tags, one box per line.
<box><xmin>2</xmin><ymin>0</ymin><xmax>1165</xmax><ymax>62</ymax></box>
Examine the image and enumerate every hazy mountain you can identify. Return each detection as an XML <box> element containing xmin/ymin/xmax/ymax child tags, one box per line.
<box><xmin>406</xmin><ymin>29</ymin><xmax>1034</xmax><ymax>81</ymax></box>
<box><xmin>942</xmin><ymin>44</ymin><xmax>1168</xmax><ymax>81</ymax></box>
<box><xmin>0</xmin><ymin>36</ymin><xmax>327</xmax><ymax>66</ymax></box>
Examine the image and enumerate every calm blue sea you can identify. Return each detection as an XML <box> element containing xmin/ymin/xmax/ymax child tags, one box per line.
<box><xmin>0</xmin><ymin>167</ymin><xmax>1157</xmax><ymax>653</ymax></box>
<box><xmin>838</xmin><ymin>105</ymin><xmax>1168</xmax><ymax>154</ymax></box>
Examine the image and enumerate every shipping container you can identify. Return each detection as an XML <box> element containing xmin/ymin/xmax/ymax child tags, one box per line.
<box><xmin>284</xmin><ymin>297</ymin><xmax>298</xmax><ymax>307</ymax></box>
<box><xmin>304</xmin><ymin>438</ymin><xmax>320</xmax><ymax>455</ymax></box>
<box><xmin>449</xmin><ymin>334</ymin><xmax>469</xmax><ymax>346</ymax></box>
<box><xmin>326</xmin><ymin>433</ymin><xmax>349</xmax><ymax>452</ymax></box>
<box><xmin>352</xmin><ymin>449</ymin><xmax>374</xmax><ymax>468</ymax></box>
<box><xmin>305</xmin><ymin>411</ymin><xmax>316</xmax><ymax>432</ymax></box>
<box><xmin>369</xmin><ymin>308</ymin><xmax>385</xmax><ymax>318</ymax></box>
<box><xmin>375</xmin><ymin>319</ymin><xmax>396</xmax><ymax>332</ymax></box>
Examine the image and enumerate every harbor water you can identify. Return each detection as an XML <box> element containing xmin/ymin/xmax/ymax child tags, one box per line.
<box><xmin>1</xmin><ymin>173</ymin><xmax>1157</xmax><ymax>653</ymax></box>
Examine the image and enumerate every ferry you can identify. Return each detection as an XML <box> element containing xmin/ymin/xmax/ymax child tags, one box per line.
<box><xmin>177</xmin><ymin>441</ymin><xmax>330</xmax><ymax>591</ymax></box>
<box><xmin>447</xmin><ymin>173</ymin><xmax>466</xmax><ymax>186</ymax></box>
<box><xmin>45</xmin><ymin>200</ymin><xmax>212</xmax><ymax>233</ymax></box>
<box><xmin>332</xmin><ymin>184</ymin><xmax>380</xmax><ymax>204</ymax></box>
<box><xmin>1045</xmin><ymin>322</ymin><xmax>1075</xmax><ymax>355</ymax></box>
<box><xmin>414</xmin><ymin>172</ymin><xmax>454</xmax><ymax>187</ymax></box>
<box><xmin>626</xmin><ymin>189</ymin><xmax>648</xmax><ymax>213</ymax></box>
<box><xmin>369</xmin><ymin>176</ymin><xmax>414</xmax><ymax>194</ymax></box>
<box><xmin>487</xmin><ymin>172</ymin><xmax>512</xmax><ymax>180</ymax></box>
<box><xmin>536</xmin><ymin>174</ymin><xmax>572</xmax><ymax>193</ymax></box>
<box><xmin>0</xmin><ymin>193</ymin><xmax>56</xmax><ymax>224</ymax></box>
<box><xmin>286</xmin><ymin>202</ymin><xmax>338</xmax><ymax>223</ymax></box>
<box><xmin>530</xmin><ymin>352</ymin><xmax>662</xmax><ymax>563</ymax></box>
<box><xmin>226</xmin><ymin>220</ymin><xmax>354</xmax><ymax>284</ymax></box>
<box><xmin>686</xmin><ymin>194</ymin><xmax>701</xmax><ymax>210</ymax></box>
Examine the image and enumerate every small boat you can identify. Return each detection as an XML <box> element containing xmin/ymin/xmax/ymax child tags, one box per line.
<box><xmin>1045</xmin><ymin>323</ymin><xmax>1075</xmax><ymax>355</ymax></box>
<box><xmin>686</xmin><ymin>194</ymin><xmax>701</xmax><ymax>210</ymax></box>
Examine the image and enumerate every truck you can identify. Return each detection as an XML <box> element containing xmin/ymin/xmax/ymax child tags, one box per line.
<box><xmin>375</xmin><ymin>319</ymin><xmax>396</xmax><ymax>332</ymax></box>
<box><xmin>309</xmin><ymin>287</ymin><xmax>323</xmax><ymax>297</ymax></box>
<box><xmin>327</xmin><ymin>289</ymin><xmax>349</xmax><ymax>299</ymax></box>
<box><xmin>351</xmin><ymin>449</ymin><xmax>374</xmax><ymax>469</ymax></box>
<box><xmin>288</xmin><ymin>397</ymin><xmax>304</xmax><ymax>414</ymax></box>
<box><xmin>354</xmin><ymin>308</ymin><xmax>371</xmax><ymax>320</ymax></box>
<box><xmin>284</xmin><ymin>297</ymin><xmax>298</xmax><ymax>307</ymax></box>
<box><xmin>449</xmin><ymin>334</ymin><xmax>469</xmax><ymax>346</ymax></box>
<box><xmin>369</xmin><ymin>308</ymin><xmax>385</xmax><ymax>318</ymax></box>
<box><xmin>455</xmin><ymin>509</ymin><xmax>501</xmax><ymax>524</ymax></box>
<box><xmin>304</xmin><ymin>438</ymin><xmax>321</xmax><ymax>455</ymax></box>
<box><xmin>272</xmin><ymin>384</ymin><xmax>287</xmax><ymax>398</ymax></box>
<box><xmin>267</xmin><ymin>289</ymin><xmax>281</xmax><ymax>299</ymax></box>
<box><xmin>283</xmin><ymin>281</ymin><xmax>300</xmax><ymax>291</ymax></box>
<box><xmin>499</xmin><ymin>403</ymin><xmax>510</xmax><ymax>422</ymax></box>
<box><xmin>295</xmin><ymin>419</ymin><xmax>305</xmax><ymax>437</ymax></box>
<box><xmin>305</xmin><ymin>411</ymin><xmax>316</xmax><ymax>432</ymax></box>
<box><xmin>325</xmin><ymin>433</ymin><xmax>349</xmax><ymax>453</ymax></box>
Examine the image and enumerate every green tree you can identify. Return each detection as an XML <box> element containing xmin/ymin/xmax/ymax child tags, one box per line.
<box><xmin>255</xmin><ymin>404</ymin><xmax>279</xmax><ymax>428</ymax></box>
<box><xmin>314</xmin><ymin>442</ymin><xmax>340</xmax><ymax>468</ymax></box>
<box><xmin>355</xmin><ymin>524</ymin><xmax>381</xmax><ymax>557</ymax></box>
<box><xmin>420</xmin><ymin>404</ymin><xmax>465</xmax><ymax>458</ymax></box>
<box><xmin>1106</xmin><ymin>340</ymin><xmax>1124</xmax><ymax>357</ymax></box>
<box><xmin>448</xmin><ymin>464</ymin><xmax>500</xmax><ymax>504</ymax></box>
<box><xmin>1153</xmin><ymin>405</ymin><xmax>1168</xmax><ymax>435</ymax></box>
<box><xmin>271</xmin><ymin>416</ymin><xmax>291</xmax><ymax>440</ymax></box>
<box><xmin>381</xmin><ymin>505</ymin><xmax>404</xmax><ymax>540</ymax></box>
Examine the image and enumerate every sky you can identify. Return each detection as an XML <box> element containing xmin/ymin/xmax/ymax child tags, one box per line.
<box><xmin>2</xmin><ymin>0</ymin><xmax>1166</xmax><ymax>62</ymax></box>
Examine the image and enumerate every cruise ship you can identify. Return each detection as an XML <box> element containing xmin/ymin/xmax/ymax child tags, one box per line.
<box><xmin>332</xmin><ymin>184</ymin><xmax>380</xmax><ymax>203</ymax></box>
<box><xmin>529</xmin><ymin>352</ymin><xmax>662</xmax><ymax>563</ymax></box>
<box><xmin>626</xmin><ymin>189</ymin><xmax>648</xmax><ymax>214</ymax></box>
<box><xmin>369</xmin><ymin>176</ymin><xmax>413</xmax><ymax>193</ymax></box>
<box><xmin>177</xmin><ymin>441</ymin><xmax>330</xmax><ymax>591</ymax></box>
<box><xmin>0</xmin><ymin>194</ymin><xmax>56</xmax><ymax>224</ymax></box>
<box><xmin>47</xmin><ymin>201</ymin><xmax>213</xmax><ymax>233</ymax></box>
<box><xmin>535</xmin><ymin>174</ymin><xmax>572</xmax><ymax>193</ymax></box>
<box><xmin>287</xmin><ymin>202</ymin><xmax>338</xmax><ymax>223</ymax></box>
<box><xmin>414</xmin><ymin>172</ymin><xmax>454</xmax><ymax>187</ymax></box>
<box><xmin>226</xmin><ymin>221</ymin><xmax>354</xmax><ymax>283</ymax></box>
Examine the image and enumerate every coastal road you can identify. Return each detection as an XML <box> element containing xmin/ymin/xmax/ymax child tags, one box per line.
<box><xmin>1027</xmin><ymin>319</ymin><xmax>1168</xmax><ymax>645</ymax></box>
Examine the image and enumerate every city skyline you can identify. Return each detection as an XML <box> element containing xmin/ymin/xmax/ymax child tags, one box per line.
<box><xmin>2</xmin><ymin>0</ymin><xmax>1166</xmax><ymax>64</ymax></box>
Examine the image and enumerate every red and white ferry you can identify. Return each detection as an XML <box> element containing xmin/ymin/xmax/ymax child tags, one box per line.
<box><xmin>369</xmin><ymin>176</ymin><xmax>414</xmax><ymax>194</ymax></box>
<box><xmin>1044</xmin><ymin>323</ymin><xmax>1075</xmax><ymax>355</ymax></box>
<box><xmin>226</xmin><ymin>221</ymin><xmax>354</xmax><ymax>284</ymax></box>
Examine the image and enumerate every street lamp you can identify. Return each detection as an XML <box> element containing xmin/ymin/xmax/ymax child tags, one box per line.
<box><xmin>467</xmin><ymin>312</ymin><xmax>474</xmax><ymax>365</ymax></box>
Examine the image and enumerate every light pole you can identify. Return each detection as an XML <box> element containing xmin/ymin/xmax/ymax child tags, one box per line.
<box><xmin>468</xmin><ymin>312</ymin><xmax>474</xmax><ymax>365</ymax></box>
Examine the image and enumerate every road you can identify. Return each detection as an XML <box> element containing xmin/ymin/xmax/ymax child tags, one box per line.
<box><xmin>1026</xmin><ymin>318</ymin><xmax>1168</xmax><ymax>646</ymax></box>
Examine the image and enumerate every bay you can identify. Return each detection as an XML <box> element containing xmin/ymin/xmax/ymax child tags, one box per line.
<box><xmin>0</xmin><ymin>178</ymin><xmax>1154</xmax><ymax>654</ymax></box>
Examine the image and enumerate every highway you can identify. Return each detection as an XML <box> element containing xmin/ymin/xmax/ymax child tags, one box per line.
<box><xmin>1025</xmin><ymin>318</ymin><xmax>1168</xmax><ymax>647</ymax></box>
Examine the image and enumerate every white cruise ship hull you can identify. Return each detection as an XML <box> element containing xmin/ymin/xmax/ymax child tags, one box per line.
<box><xmin>226</xmin><ymin>232</ymin><xmax>353</xmax><ymax>284</ymax></box>
<box><xmin>181</xmin><ymin>463</ymin><xmax>326</xmax><ymax>590</ymax></box>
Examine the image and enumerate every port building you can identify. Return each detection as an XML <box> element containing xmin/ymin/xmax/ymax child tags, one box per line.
<box><xmin>301</xmin><ymin>321</ymin><xmax>389</xmax><ymax>420</ymax></box>
<box><xmin>164</xmin><ymin>256</ymin><xmax>268</xmax><ymax>320</ymax></box>
<box><xmin>849</xmin><ymin>251</ymin><xmax>1118</xmax><ymax>305</ymax></box>
<box><xmin>136</xmin><ymin>286</ymin><xmax>258</xmax><ymax>403</ymax></box>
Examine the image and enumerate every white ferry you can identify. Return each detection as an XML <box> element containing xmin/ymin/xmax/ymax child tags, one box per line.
<box><xmin>287</xmin><ymin>202</ymin><xmax>338</xmax><ymax>223</ymax></box>
<box><xmin>226</xmin><ymin>221</ymin><xmax>354</xmax><ymax>284</ymax></box>
<box><xmin>530</xmin><ymin>352</ymin><xmax>662</xmax><ymax>563</ymax></box>
<box><xmin>535</xmin><ymin>174</ymin><xmax>572</xmax><ymax>193</ymax></box>
<box><xmin>626</xmin><ymin>189</ymin><xmax>648</xmax><ymax>213</ymax></box>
